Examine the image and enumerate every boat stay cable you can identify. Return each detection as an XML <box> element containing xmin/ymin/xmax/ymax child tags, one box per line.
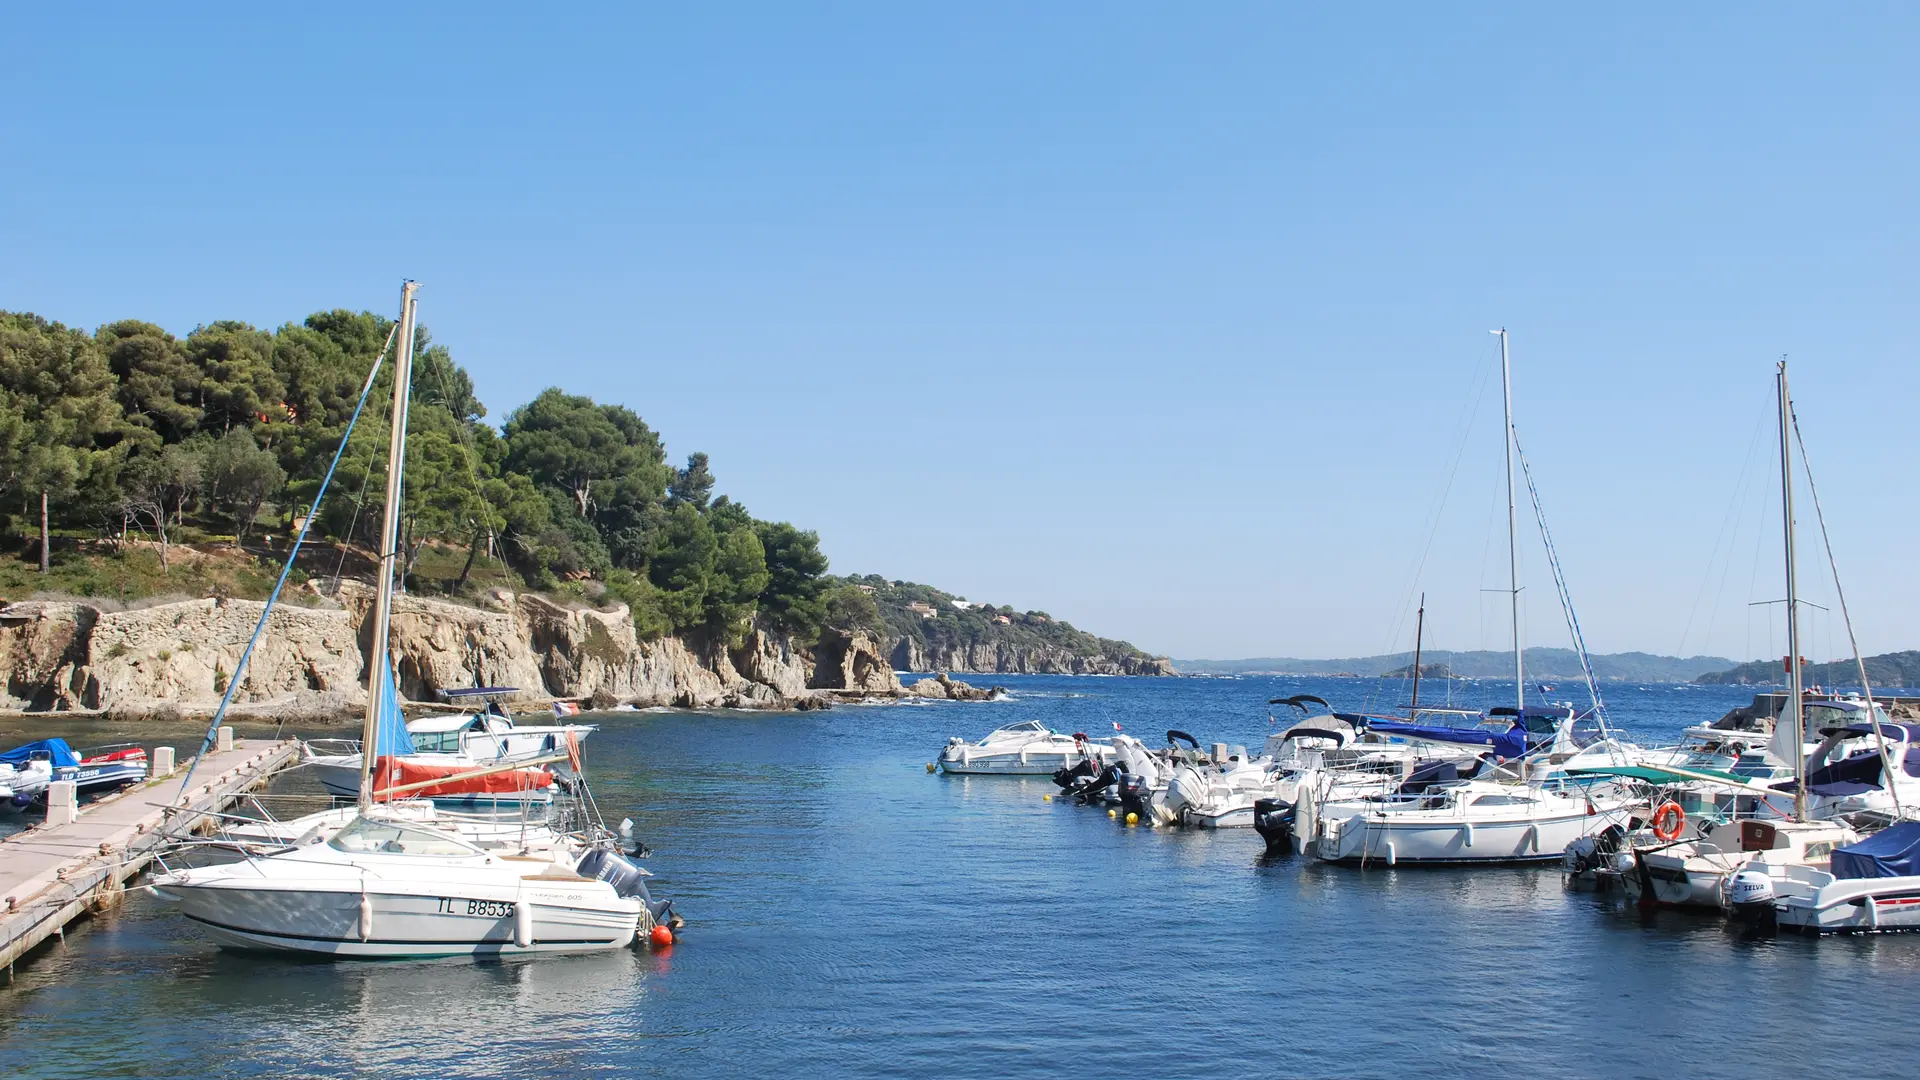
<box><xmin>1511</xmin><ymin>434</ymin><xmax>1609</xmax><ymax>737</ymax></box>
<box><xmin>167</xmin><ymin>322</ymin><xmax>399</xmax><ymax>817</ymax></box>
<box><xmin>1790</xmin><ymin>401</ymin><xmax>1905</xmax><ymax>822</ymax></box>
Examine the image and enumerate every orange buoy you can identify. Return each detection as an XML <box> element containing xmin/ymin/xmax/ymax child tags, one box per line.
<box><xmin>1650</xmin><ymin>801</ymin><xmax>1686</xmax><ymax>841</ymax></box>
<box><xmin>649</xmin><ymin>924</ymin><xmax>674</xmax><ymax>949</ymax></box>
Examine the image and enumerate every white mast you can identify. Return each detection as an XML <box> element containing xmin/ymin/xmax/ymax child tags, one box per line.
<box><xmin>1777</xmin><ymin>359</ymin><xmax>1806</xmax><ymax>822</ymax></box>
<box><xmin>358</xmin><ymin>281</ymin><xmax>419</xmax><ymax>812</ymax></box>
<box><xmin>1495</xmin><ymin>328</ymin><xmax>1523</xmax><ymax>717</ymax></box>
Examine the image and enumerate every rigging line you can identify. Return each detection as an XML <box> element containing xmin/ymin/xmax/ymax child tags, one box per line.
<box><xmin>328</xmin><ymin>325</ymin><xmax>403</xmax><ymax>590</ymax></box>
<box><xmin>1510</xmin><ymin>433</ymin><xmax>1607</xmax><ymax>733</ymax></box>
<box><xmin>168</xmin><ymin>329</ymin><xmax>396</xmax><ymax>813</ymax></box>
<box><xmin>1378</xmin><ymin>346</ymin><xmax>1501</xmax><ymax>660</ymax></box>
<box><xmin>1790</xmin><ymin>404</ymin><xmax>1904</xmax><ymax>820</ymax></box>
<box><xmin>1678</xmin><ymin>385</ymin><xmax>1775</xmax><ymax>657</ymax></box>
<box><xmin>422</xmin><ymin>347</ymin><xmax>501</xmax><ymax>571</ymax></box>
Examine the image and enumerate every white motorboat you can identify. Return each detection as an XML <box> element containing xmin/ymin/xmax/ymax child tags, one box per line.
<box><xmin>1751</xmin><ymin>820</ymin><xmax>1920</xmax><ymax>932</ymax></box>
<box><xmin>1775</xmin><ymin>712</ymin><xmax>1920</xmax><ymax>824</ymax></box>
<box><xmin>936</xmin><ymin>720</ymin><xmax>1112</xmax><ymax>775</ymax></box>
<box><xmin>219</xmin><ymin>800</ymin><xmax>578</xmax><ymax>855</ymax></box>
<box><xmin>1299</xmin><ymin>771</ymin><xmax>1637</xmax><ymax>864</ymax></box>
<box><xmin>1622</xmin><ymin>817</ymin><xmax>1857</xmax><ymax>909</ymax></box>
<box><xmin>155</xmin><ymin>813</ymin><xmax>659</xmax><ymax>957</ymax></box>
<box><xmin>304</xmin><ymin>704</ymin><xmax>594</xmax><ymax>805</ymax></box>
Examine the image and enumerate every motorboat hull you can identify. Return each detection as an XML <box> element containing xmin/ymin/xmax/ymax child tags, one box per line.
<box><xmin>937</xmin><ymin>747</ymin><xmax>1112</xmax><ymax>775</ymax></box>
<box><xmin>156</xmin><ymin>872</ymin><xmax>642</xmax><ymax>958</ymax></box>
<box><xmin>1774</xmin><ymin>876</ymin><xmax>1920</xmax><ymax>933</ymax></box>
<box><xmin>1308</xmin><ymin>806</ymin><xmax>1634</xmax><ymax>865</ymax></box>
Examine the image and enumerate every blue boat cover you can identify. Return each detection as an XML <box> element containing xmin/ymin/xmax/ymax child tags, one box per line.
<box><xmin>1365</xmin><ymin>718</ymin><xmax>1531</xmax><ymax>759</ymax></box>
<box><xmin>0</xmin><ymin>739</ymin><xmax>81</xmax><ymax>768</ymax></box>
<box><xmin>1832</xmin><ymin>821</ymin><xmax>1920</xmax><ymax>880</ymax></box>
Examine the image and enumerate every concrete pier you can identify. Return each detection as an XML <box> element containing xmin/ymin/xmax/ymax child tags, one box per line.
<box><xmin>0</xmin><ymin>737</ymin><xmax>301</xmax><ymax>977</ymax></box>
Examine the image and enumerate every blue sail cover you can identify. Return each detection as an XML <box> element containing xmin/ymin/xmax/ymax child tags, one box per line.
<box><xmin>1832</xmin><ymin>821</ymin><xmax>1920</xmax><ymax>880</ymax></box>
<box><xmin>0</xmin><ymin>739</ymin><xmax>81</xmax><ymax>769</ymax></box>
<box><xmin>1365</xmin><ymin>719</ymin><xmax>1531</xmax><ymax>759</ymax></box>
<box><xmin>370</xmin><ymin>661</ymin><xmax>412</xmax><ymax>758</ymax></box>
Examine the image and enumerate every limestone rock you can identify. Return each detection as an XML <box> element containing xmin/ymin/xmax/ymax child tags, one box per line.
<box><xmin>809</xmin><ymin>629</ymin><xmax>903</xmax><ymax>693</ymax></box>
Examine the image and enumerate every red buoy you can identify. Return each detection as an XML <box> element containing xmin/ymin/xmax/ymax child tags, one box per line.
<box><xmin>649</xmin><ymin>924</ymin><xmax>674</xmax><ymax>949</ymax></box>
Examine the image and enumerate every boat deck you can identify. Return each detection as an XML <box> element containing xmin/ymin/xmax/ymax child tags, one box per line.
<box><xmin>0</xmin><ymin>736</ymin><xmax>301</xmax><ymax>976</ymax></box>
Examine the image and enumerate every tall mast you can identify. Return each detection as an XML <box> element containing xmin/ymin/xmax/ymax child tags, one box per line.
<box><xmin>1496</xmin><ymin>329</ymin><xmax>1523</xmax><ymax>716</ymax></box>
<box><xmin>1778</xmin><ymin>359</ymin><xmax>1806</xmax><ymax>822</ymax></box>
<box><xmin>1409</xmin><ymin>593</ymin><xmax>1425</xmax><ymax>712</ymax></box>
<box><xmin>358</xmin><ymin>281</ymin><xmax>419</xmax><ymax>812</ymax></box>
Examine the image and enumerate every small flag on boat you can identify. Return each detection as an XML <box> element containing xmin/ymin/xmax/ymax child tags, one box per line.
<box><xmin>553</xmin><ymin>700</ymin><xmax>582</xmax><ymax>717</ymax></box>
<box><xmin>1536</xmin><ymin>683</ymin><xmax>1553</xmax><ymax>694</ymax></box>
<box><xmin>1112</xmin><ymin>721</ymin><xmax>1123</xmax><ymax>732</ymax></box>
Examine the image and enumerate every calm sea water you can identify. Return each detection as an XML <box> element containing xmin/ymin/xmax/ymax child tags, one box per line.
<box><xmin>5</xmin><ymin>675</ymin><xmax>1920</xmax><ymax>1079</ymax></box>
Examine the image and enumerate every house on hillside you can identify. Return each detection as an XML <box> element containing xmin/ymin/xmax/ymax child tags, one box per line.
<box><xmin>993</xmin><ymin>614</ymin><xmax>1011</xmax><ymax>625</ymax></box>
<box><xmin>951</xmin><ymin>599</ymin><xmax>972</xmax><ymax>610</ymax></box>
<box><xmin>906</xmin><ymin>601</ymin><xmax>937</xmax><ymax>618</ymax></box>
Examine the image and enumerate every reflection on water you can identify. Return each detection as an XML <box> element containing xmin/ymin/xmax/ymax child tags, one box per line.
<box><xmin>3</xmin><ymin>677</ymin><xmax>1919</xmax><ymax>1079</ymax></box>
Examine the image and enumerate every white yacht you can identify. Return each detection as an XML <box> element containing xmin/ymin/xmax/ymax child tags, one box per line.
<box><xmin>936</xmin><ymin>720</ymin><xmax>1112</xmax><ymax>775</ymax></box>
<box><xmin>1298</xmin><ymin>769</ymin><xmax>1636</xmax><ymax>865</ymax></box>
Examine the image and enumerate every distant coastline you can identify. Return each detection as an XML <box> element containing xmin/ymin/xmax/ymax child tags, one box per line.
<box><xmin>1176</xmin><ymin>648</ymin><xmax>1735</xmax><ymax>683</ymax></box>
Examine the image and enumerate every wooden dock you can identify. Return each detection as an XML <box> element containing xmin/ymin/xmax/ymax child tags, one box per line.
<box><xmin>0</xmin><ymin>736</ymin><xmax>301</xmax><ymax>976</ymax></box>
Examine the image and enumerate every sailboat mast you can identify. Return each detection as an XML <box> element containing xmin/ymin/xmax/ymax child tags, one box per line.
<box><xmin>1496</xmin><ymin>329</ymin><xmax>1523</xmax><ymax>716</ymax></box>
<box><xmin>1410</xmin><ymin>593</ymin><xmax>1425</xmax><ymax>711</ymax></box>
<box><xmin>1777</xmin><ymin>359</ymin><xmax>1806</xmax><ymax>822</ymax></box>
<box><xmin>358</xmin><ymin>281</ymin><xmax>419</xmax><ymax>812</ymax></box>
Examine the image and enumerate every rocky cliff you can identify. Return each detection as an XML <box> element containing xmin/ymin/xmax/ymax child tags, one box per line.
<box><xmin>0</xmin><ymin>587</ymin><xmax>902</xmax><ymax>718</ymax></box>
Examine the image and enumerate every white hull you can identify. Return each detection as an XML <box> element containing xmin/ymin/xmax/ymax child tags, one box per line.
<box><xmin>1307</xmin><ymin>797</ymin><xmax>1633</xmax><ymax>864</ymax></box>
<box><xmin>1775</xmin><ymin>874</ymin><xmax>1920</xmax><ymax>933</ymax></box>
<box><xmin>161</xmin><ymin>879</ymin><xmax>640</xmax><ymax>957</ymax></box>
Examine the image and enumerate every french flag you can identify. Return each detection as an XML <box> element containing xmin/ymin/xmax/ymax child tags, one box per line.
<box><xmin>1112</xmin><ymin>721</ymin><xmax>1123</xmax><ymax>732</ymax></box>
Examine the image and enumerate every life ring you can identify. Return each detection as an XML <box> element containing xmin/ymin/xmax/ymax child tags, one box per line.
<box><xmin>1651</xmin><ymin>801</ymin><xmax>1686</xmax><ymax>841</ymax></box>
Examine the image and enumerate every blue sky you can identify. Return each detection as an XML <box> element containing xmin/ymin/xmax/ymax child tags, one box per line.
<box><xmin>4</xmin><ymin>6</ymin><xmax>1915</xmax><ymax>662</ymax></box>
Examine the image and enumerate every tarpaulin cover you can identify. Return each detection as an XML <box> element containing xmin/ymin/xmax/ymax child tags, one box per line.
<box><xmin>369</xmin><ymin>756</ymin><xmax>554</xmax><ymax>800</ymax></box>
<box><xmin>1832</xmin><ymin>821</ymin><xmax>1920</xmax><ymax>880</ymax></box>
<box><xmin>0</xmin><ymin>739</ymin><xmax>80</xmax><ymax>769</ymax></box>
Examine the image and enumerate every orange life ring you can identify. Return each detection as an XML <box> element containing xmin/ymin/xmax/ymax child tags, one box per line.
<box><xmin>1651</xmin><ymin>801</ymin><xmax>1686</xmax><ymax>841</ymax></box>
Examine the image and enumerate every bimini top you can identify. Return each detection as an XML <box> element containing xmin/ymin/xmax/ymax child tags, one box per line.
<box><xmin>1832</xmin><ymin>821</ymin><xmax>1920</xmax><ymax>880</ymax></box>
<box><xmin>1364</xmin><ymin>718</ymin><xmax>1530</xmax><ymax>760</ymax></box>
<box><xmin>0</xmin><ymin>739</ymin><xmax>81</xmax><ymax>769</ymax></box>
<box><xmin>437</xmin><ymin>687</ymin><xmax>520</xmax><ymax>700</ymax></box>
<box><xmin>1823</xmin><ymin>721</ymin><xmax>1920</xmax><ymax>743</ymax></box>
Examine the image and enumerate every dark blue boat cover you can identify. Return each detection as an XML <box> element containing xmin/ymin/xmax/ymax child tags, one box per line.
<box><xmin>1365</xmin><ymin>719</ymin><xmax>1531</xmax><ymax>759</ymax></box>
<box><xmin>1832</xmin><ymin>821</ymin><xmax>1920</xmax><ymax>880</ymax></box>
<box><xmin>0</xmin><ymin>739</ymin><xmax>80</xmax><ymax>768</ymax></box>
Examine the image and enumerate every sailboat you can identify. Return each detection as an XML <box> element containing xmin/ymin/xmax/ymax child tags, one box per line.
<box><xmin>1298</xmin><ymin>330</ymin><xmax>1636</xmax><ymax>864</ymax></box>
<box><xmin>156</xmin><ymin>282</ymin><xmax>669</xmax><ymax>957</ymax></box>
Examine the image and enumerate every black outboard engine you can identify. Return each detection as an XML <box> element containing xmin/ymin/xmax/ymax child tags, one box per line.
<box><xmin>1118</xmin><ymin>772</ymin><xmax>1152</xmax><ymax>819</ymax></box>
<box><xmin>1071</xmin><ymin>763</ymin><xmax>1122</xmax><ymax>804</ymax></box>
<box><xmin>1253</xmin><ymin>798</ymin><xmax>1294</xmax><ymax>856</ymax></box>
<box><xmin>1053</xmin><ymin>758</ymin><xmax>1098</xmax><ymax>790</ymax></box>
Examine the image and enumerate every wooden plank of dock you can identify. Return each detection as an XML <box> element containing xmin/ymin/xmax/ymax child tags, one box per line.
<box><xmin>0</xmin><ymin>737</ymin><xmax>302</xmax><ymax>976</ymax></box>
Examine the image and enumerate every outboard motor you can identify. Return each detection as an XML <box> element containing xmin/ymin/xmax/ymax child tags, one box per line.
<box><xmin>1725</xmin><ymin>868</ymin><xmax>1777</xmax><ymax>927</ymax></box>
<box><xmin>1252</xmin><ymin>797</ymin><xmax>1294</xmax><ymax>856</ymax></box>
<box><xmin>577</xmin><ymin>847</ymin><xmax>655</xmax><ymax>903</ymax></box>
<box><xmin>1053</xmin><ymin>758</ymin><xmax>1098</xmax><ymax>790</ymax></box>
<box><xmin>1117</xmin><ymin>772</ymin><xmax>1153</xmax><ymax>820</ymax></box>
<box><xmin>1071</xmin><ymin>763</ymin><xmax>1122</xmax><ymax>804</ymax></box>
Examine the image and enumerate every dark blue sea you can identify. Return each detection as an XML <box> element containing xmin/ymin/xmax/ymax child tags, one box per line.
<box><xmin>5</xmin><ymin>675</ymin><xmax>1919</xmax><ymax>1079</ymax></box>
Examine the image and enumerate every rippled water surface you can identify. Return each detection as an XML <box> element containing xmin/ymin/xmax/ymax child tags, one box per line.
<box><xmin>5</xmin><ymin>676</ymin><xmax>1920</xmax><ymax>1079</ymax></box>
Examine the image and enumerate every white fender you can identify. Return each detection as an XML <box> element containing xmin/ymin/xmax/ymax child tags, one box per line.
<box><xmin>358</xmin><ymin>889</ymin><xmax>374</xmax><ymax>942</ymax></box>
<box><xmin>514</xmin><ymin>898</ymin><xmax>534</xmax><ymax>948</ymax></box>
<box><xmin>1462</xmin><ymin>822</ymin><xmax>1475</xmax><ymax>848</ymax></box>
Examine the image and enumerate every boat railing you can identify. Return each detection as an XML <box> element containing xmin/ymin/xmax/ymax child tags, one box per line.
<box><xmin>303</xmin><ymin>737</ymin><xmax>361</xmax><ymax>757</ymax></box>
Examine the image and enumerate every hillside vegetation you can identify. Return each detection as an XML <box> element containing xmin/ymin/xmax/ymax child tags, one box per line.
<box><xmin>1180</xmin><ymin>648</ymin><xmax>1735</xmax><ymax>682</ymax></box>
<box><xmin>1694</xmin><ymin>651</ymin><xmax>1920</xmax><ymax>689</ymax></box>
<box><xmin>0</xmin><ymin>307</ymin><xmax>873</xmax><ymax>645</ymax></box>
<box><xmin>825</xmin><ymin>576</ymin><xmax>1168</xmax><ymax>673</ymax></box>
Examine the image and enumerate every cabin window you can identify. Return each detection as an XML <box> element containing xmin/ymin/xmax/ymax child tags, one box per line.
<box><xmin>1471</xmin><ymin>794</ymin><xmax>1529</xmax><ymax>806</ymax></box>
<box><xmin>1803</xmin><ymin>841</ymin><xmax>1833</xmax><ymax>860</ymax></box>
<box><xmin>410</xmin><ymin>732</ymin><xmax>460</xmax><ymax>753</ymax></box>
<box><xmin>328</xmin><ymin>817</ymin><xmax>478</xmax><ymax>857</ymax></box>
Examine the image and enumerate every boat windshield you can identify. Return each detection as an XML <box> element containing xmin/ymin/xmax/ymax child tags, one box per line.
<box><xmin>327</xmin><ymin>816</ymin><xmax>480</xmax><ymax>857</ymax></box>
<box><xmin>994</xmin><ymin>721</ymin><xmax>1049</xmax><ymax>736</ymax></box>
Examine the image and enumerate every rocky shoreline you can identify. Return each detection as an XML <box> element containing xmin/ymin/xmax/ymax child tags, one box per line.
<box><xmin>0</xmin><ymin>588</ymin><xmax>1009</xmax><ymax>722</ymax></box>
